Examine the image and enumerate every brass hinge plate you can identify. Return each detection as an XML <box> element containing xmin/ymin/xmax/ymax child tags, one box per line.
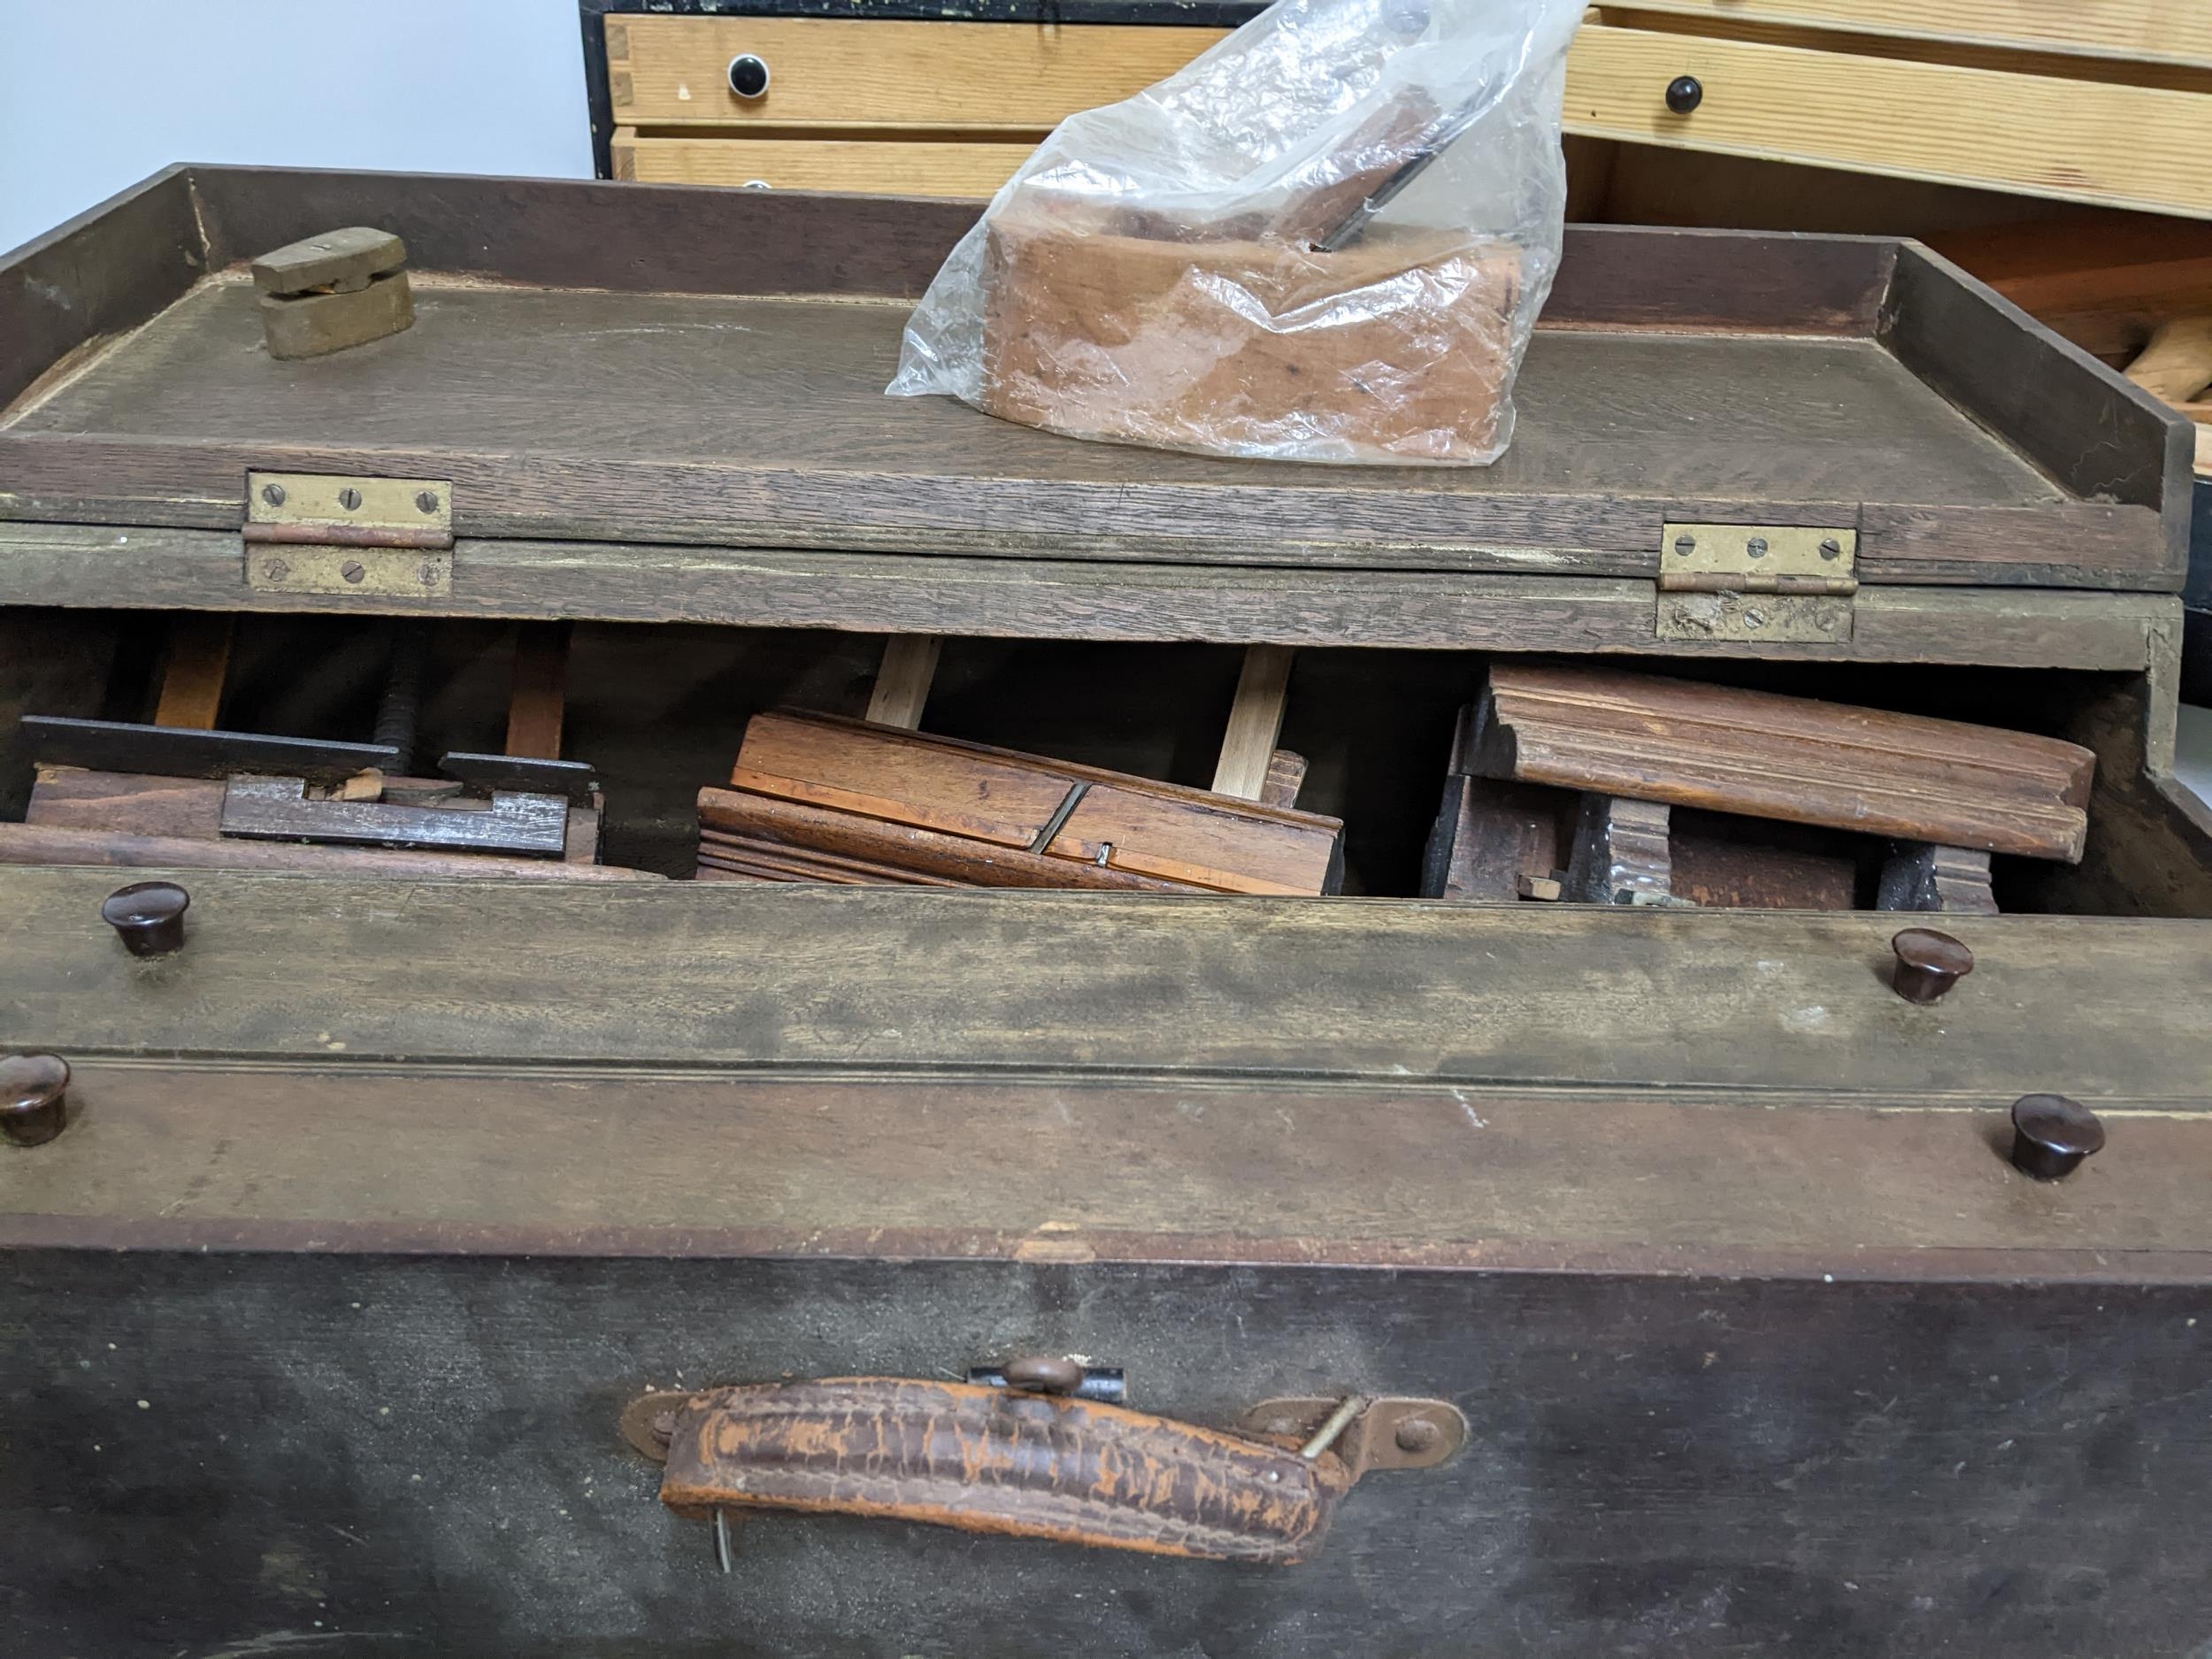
<box><xmin>246</xmin><ymin>545</ymin><xmax>453</xmax><ymax>599</ymax></box>
<box><xmin>244</xmin><ymin>472</ymin><xmax>453</xmax><ymax>548</ymax></box>
<box><xmin>1656</xmin><ymin>523</ymin><xmax>1857</xmax><ymax>643</ymax></box>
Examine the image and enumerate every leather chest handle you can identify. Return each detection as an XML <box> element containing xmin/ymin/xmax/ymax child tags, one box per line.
<box><xmin>656</xmin><ymin>1377</ymin><xmax>1355</xmax><ymax>1563</ymax></box>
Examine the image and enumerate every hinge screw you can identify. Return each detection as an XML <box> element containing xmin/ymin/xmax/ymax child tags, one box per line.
<box><xmin>415</xmin><ymin>490</ymin><xmax>440</xmax><ymax>514</ymax></box>
<box><xmin>1672</xmin><ymin>534</ymin><xmax>1696</xmax><ymax>557</ymax></box>
<box><xmin>1819</xmin><ymin>537</ymin><xmax>1843</xmax><ymax>559</ymax></box>
<box><xmin>342</xmin><ymin>561</ymin><xmax>367</xmax><ymax>585</ymax></box>
<box><xmin>1745</xmin><ymin>536</ymin><xmax>1769</xmax><ymax>558</ymax></box>
<box><xmin>260</xmin><ymin>482</ymin><xmax>286</xmax><ymax>506</ymax></box>
<box><xmin>1394</xmin><ymin>1417</ymin><xmax>1441</xmax><ymax>1454</ymax></box>
<box><xmin>337</xmin><ymin>487</ymin><xmax>363</xmax><ymax>511</ymax></box>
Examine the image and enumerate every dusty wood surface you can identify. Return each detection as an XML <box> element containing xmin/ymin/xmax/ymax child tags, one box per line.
<box><xmin>1468</xmin><ymin>662</ymin><xmax>2095</xmax><ymax>860</ymax></box>
<box><xmin>0</xmin><ymin>272</ymin><xmax>2165</xmax><ymax>585</ymax></box>
<box><xmin>0</xmin><ymin>525</ymin><xmax>2180</xmax><ymax>660</ymax></box>
<box><xmin>4</xmin><ymin>1060</ymin><xmax>2207</xmax><ymax>1263</ymax></box>
<box><xmin>0</xmin><ymin>872</ymin><xmax>2203</xmax><ymax>1100</ymax></box>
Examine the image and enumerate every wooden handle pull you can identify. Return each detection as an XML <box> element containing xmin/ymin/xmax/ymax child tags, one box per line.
<box><xmin>657</xmin><ymin>1378</ymin><xmax>1354</xmax><ymax>1563</ymax></box>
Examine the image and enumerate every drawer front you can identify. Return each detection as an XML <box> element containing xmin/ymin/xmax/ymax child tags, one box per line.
<box><xmin>1566</xmin><ymin>22</ymin><xmax>2212</xmax><ymax>217</ymax></box>
<box><xmin>614</xmin><ymin>131</ymin><xmax>1031</xmax><ymax>197</ymax></box>
<box><xmin>607</xmin><ymin>15</ymin><xmax>1228</xmax><ymax>130</ymax></box>
<box><xmin>1612</xmin><ymin>0</ymin><xmax>2212</xmax><ymax>68</ymax></box>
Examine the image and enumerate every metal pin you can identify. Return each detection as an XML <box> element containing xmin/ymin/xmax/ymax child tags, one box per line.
<box><xmin>1298</xmin><ymin>1394</ymin><xmax>1369</xmax><ymax>1461</ymax></box>
<box><xmin>1094</xmin><ymin>841</ymin><xmax>1113</xmax><ymax>868</ymax></box>
<box><xmin>713</xmin><ymin>1507</ymin><xmax>734</xmax><ymax>1574</ymax></box>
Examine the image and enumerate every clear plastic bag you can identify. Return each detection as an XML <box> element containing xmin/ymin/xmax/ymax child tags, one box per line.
<box><xmin>886</xmin><ymin>0</ymin><xmax>1586</xmax><ymax>465</ymax></box>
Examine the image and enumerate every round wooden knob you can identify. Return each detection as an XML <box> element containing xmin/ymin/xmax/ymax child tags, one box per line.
<box><xmin>727</xmin><ymin>53</ymin><xmax>771</xmax><ymax>99</ymax></box>
<box><xmin>101</xmin><ymin>880</ymin><xmax>189</xmax><ymax>956</ymax></box>
<box><xmin>1890</xmin><ymin>927</ymin><xmax>1972</xmax><ymax>1003</ymax></box>
<box><xmin>1</xmin><ymin>1053</ymin><xmax>70</xmax><ymax>1148</ymax></box>
<box><xmin>2009</xmin><ymin>1094</ymin><xmax>2105</xmax><ymax>1180</ymax></box>
<box><xmin>1001</xmin><ymin>1356</ymin><xmax>1087</xmax><ymax>1396</ymax></box>
<box><xmin>1664</xmin><ymin>74</ymin><xmax>1704</xmax><ymax>114</ymax></box>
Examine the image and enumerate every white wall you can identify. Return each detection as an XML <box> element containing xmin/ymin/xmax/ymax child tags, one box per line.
<box><xmin>0</xmin><ymin>0</ymin><xmax>593</xmax><ymax>255</ymax></box>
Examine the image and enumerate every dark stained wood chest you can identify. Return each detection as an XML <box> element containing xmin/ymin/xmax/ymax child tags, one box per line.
<box><xmin>2</xmin><ymin>167</ymin><xmax>2209</xmax><ymax>1657</ymax></box>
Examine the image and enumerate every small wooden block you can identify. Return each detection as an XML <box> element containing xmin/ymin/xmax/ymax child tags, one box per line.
<box><xmin>1517</xmin><ymin>872</ymin><xmax>1564</xmax><ymax>902</ymax></box>
<box><xmin>251</xmin><ymin>227</ymin><xmax>406</xmax><ymax>296</ymax></box>
<box><xmin>1258</xmin><ymin>749</ymin><xmax>1308</xmax><ymax>811</ymax></box>
<box><xmin>866</xmin><ymin>635</ymin><xmax>942</xmax><ymax>731</ymax></box>
<box><xmin>1565</xmin><ymin>795</ymin><xmax>1674</xmax><ymax>906</ymax></box>
<box><xmin>152</xmin><ymin>614</ymin><xmax>234</xmax><ymax>731</ymax></box>
<box><xmin>1212</xmin><ymin>645</ymin><xmax>1295</xmax><ymax>801</ymax></box>
<box><xmin>1878</xmin><ymin>842</ymin><xmax>2000</xmax><ymax>916</ymax></box>
<box><xmin>505</xmin><ymin>622</ymin><xmax>572</xmax><ymax>761</ymax></box>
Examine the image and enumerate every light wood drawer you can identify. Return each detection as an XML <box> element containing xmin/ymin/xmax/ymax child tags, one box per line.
<box><xmin>1604</xmin><ymin>1</ymin><xmax>2212</xmax><ymax>68</ymax></box>
<box><xmin>1565</xmin><ymin>22</ymin><xmax>2212</xmax><ymax>217</ymax></box>
<box><xmin>606</xmin><ymin>16</ymin><xmax>1227</xmax><ymax>131</ymax></box>
<box><xmin>614</xmin><ymin>132</ymin><xmax>1031</xmax><ymax>197</ymax></box>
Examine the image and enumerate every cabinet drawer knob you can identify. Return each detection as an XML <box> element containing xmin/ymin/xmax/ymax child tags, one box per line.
<box><xmin>101</xmin><ymin>880</ymin><xmax>190</xmax><ymax>956</ymax></box>
<box><xmin>0</xmin><ymin>1053</ymin><xmax>70</xmax><ymax>1148</ymax></box>
<box><xmin>726</xmin><ymin>53</ymin><xmax>771</xmax><ymax>100</ymax></box>
<box><xmin>1889</xmin><ymin>926</ymin><xmax>1971</xmax><ymax>1003</ymax></box>
<box><xmin>2009</xmin><ymin>1094</ymin><xmax>2105</xmax><ymax>1180</ymax></box>
<box><xmin>1664</xmin><ymin>74</ymin><xmax>1703</xmax><ymax>115</ymax></box>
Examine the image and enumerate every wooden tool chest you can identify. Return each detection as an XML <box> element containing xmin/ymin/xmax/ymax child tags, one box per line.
<box><xmin>3</xmin><ymin>167</ymin><xmax>2210</xmax><ymax>1655</ymax></box>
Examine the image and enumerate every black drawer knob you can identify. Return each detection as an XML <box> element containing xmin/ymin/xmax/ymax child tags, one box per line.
<box><xmin>1</xmin><ymin>1053</ymin><xmax>70</xmax><ymax>1148</ymax></box>
<box><xmin>1890</xmin><ymin>927</ymin><xmax>1971</xmax><ymax>1003</ymax></box>
<box><xmin>1664</xmin><ymin>74</ymin><xmax>1703</xmax><ymax>114</ymax></box>
<box><xmin>2009</xmin><ymin>1094</ymin><xmax>2105</xmax><ymax>1180</ymax></box>
<box><xmin>727</xmin><ymin>53</ymin><xmax>771</xmax><ymax>100</ymax></box>
<box><xmin>101</xmin><ymin>879</ymin><xmax>190</xmax><ymax>956</ymax></box>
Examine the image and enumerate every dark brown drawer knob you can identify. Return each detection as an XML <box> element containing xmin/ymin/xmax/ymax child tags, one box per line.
<box><xmin>101</xmin><ymin>880</ymin><xmax>190</xmax><ymax>956</ymax></box>
<box><xmin>2009</xmin><ymin>1094</ymin><xmax>2106</xmax><ymax>1180</ymax></box>
<box><xmin>1890</xmin><ymin>927</ymin><xmax>1972</xmax><ymax>1003</ymax></box>
<box><xmin>1001</xmin><ymin>1355</ymin><xmax>1087</xmax><ymax>1396</ymax></box>
<box><xmin>1664</xmin><ymin>75</ymin><xmax>1703</xmax><ymax>114</ymax></box>
<box><xmin>727</xmin><ymin>53</ymin><xmax>771</xmax><ymax>99</ymax></box>
<box><xmin>0</xmin><ymin>1053</ymin><xmax>70</xmax><ymax>1148</ymax></box>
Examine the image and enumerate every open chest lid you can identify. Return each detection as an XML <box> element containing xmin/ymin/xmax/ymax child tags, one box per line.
<box><xmin>0</xmin><ymin>166</ymin><xmax>2193</xmax><ymax>643</ymax></box>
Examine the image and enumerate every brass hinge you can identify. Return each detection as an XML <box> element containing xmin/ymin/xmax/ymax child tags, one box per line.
<box><xmin>1655</xmin><ymin>523</ymin><xmax>1856</xmax><ymax>644</ymax></box>
<box><xmin>242</xmin><ymin>472</ymin><xmax>454</xmax><ymax>599</ymax></box>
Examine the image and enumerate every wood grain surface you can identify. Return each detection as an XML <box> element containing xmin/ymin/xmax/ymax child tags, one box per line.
<box><xmin>611</xmin><ymin>16</ymin><xmax>1225</xmax><ymax>128</ymax></box>
<box><xmin>0</xmin><ymin>525</ymin><xmax>2177</xmax><ymax>661</ymax></box>
<box><xmin>614</xmin><ymin>132</ymin><xmax>1036</xmax><ymax>195</ymax></box>
<box><xmin>719</xmin><ymin>710</ymin><xmax>1342</xmax><ymax>893</ymax></box>
<box><xmin>1565</xmin><ymin>22</ymin><xmax>2212</xmax><ymax>217</ymax></box>
<box><xmin>1608</xmin><ymin>0</ymin><xmax>2212</xmax><ymax>65</ymax></box>
<box><xmin>5</xmin><ymin>1062</ymin><xmax>2209</xmax><ymax>1265</ymax></box>
<box><xmin>1</xmin><ymin>280</ymin><xmax>2138</xmax><ymax>579</ymax></box>
<box><xmin>0</xmin><ymin>871</ymin><xmax>2204</xmax><ymax>1101</ymax></box>
<box><xmin>1468</xmin><ymin>662</ymin><xmax>2096</xmax><ymax>860</ymax></box>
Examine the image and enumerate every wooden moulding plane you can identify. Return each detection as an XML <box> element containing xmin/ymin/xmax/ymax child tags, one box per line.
<box><xmin>699</xmin><ymin>638</ymin><xmax>1338</xmax><ymax>895</ymax></box>
<box><xmin>1424</xmin><ymin>663</ymin><xmax>2096</xmax><ymax>912</ymax></box>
